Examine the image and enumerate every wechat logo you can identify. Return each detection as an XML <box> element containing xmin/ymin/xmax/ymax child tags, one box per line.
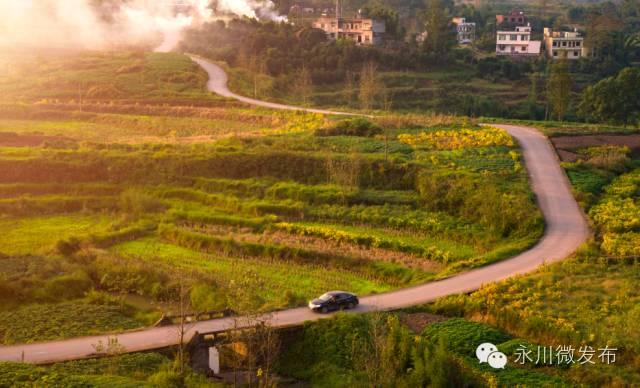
<box><xmin>476</xmin><ymin>342</ymin><xmax>507</xmax><ymax>369</ymax></box>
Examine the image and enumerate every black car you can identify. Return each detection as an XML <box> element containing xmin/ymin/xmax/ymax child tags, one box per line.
<box><xmin>308</xmin><ymin>291</ymin><xmax>359</xmax><ymax>313</ymax></box>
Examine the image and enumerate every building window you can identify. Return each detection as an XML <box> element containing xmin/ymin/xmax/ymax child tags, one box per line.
<box><xmin>562</xmin><ymin>41</ymin><xmax>567</xmax><ymax>47</ymax></box>
<box><xmin>553</xmin><ymin>51</ymin><xmax>558</xmax><ymax>56</ymax></box>
<box><xmin>510</xmin><ymin>34</ymin><xmax>517</xmax><ymax>40</ymax></box>
<box><xmin>521</xmin><ymin>35</ymin><xmax>529</xmax><ymax>41</ymax></box>
<box><xmin>498</xmin><ymin>45</ymin><xmax>506</xmax><ymax>50</ymax></box>
<box><xmin>521</xmin><ymin>46</ymin><xmax>527</xmax><ymax>51</ymax></box>
<box><xmin>574</xmin><ymin>51</ymin><xmax>579</xmax><ymax>56</ymax></box>
<box><xmin>576</xmin><ymin>41</ymin><xmax>581</xmax><ymax>47</ymax></box>
<box><xmin>552</xmin><ymin>41</ymin><xmax>557</xmax><ymax>47</ymax></box>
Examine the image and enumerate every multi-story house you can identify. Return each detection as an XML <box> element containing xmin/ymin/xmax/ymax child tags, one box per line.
<box><xmin>452</xmin><ymin>17</ymin><xmax>476</xmax><ymax>45</ymax></box>
<box><xmin>496</xmin><ymin>10</ymin><xmax>526</xmax><ymax>27</ymax></box>
<box><xmin>543</xmin><ymin>28</ymin><xmax>587</xmax><ymax>60</ymax></box>
<box><xmin>496</xmin><ymin>25</ymin><xmax>541</xmax><ymax>57</ymax></box>
<box><xmin>313</xmin><ymin>16</ymin><xmax>385</xmax><ymax>45</ymax></box>
<box><xmin>312</xmin><ymin>0</ymin><xmax>385</xmax><ymax>45</ymax></box>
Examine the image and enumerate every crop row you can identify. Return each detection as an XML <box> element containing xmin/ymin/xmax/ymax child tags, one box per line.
<box><xmin>0</xmin><ymin>195</ymin><xmax>118</xmax><ymax>217</ymax></box>
<box><xmin>398</xmin><ymin>126</ymin><xmax>514</xmax><ymax>150</ymax></box>
<box><xmin>158</xmin><ymin>224</ymin><xmax>419</xmax><ymax>286</ymax></box>
<box><xmin>193</xmin><ymin>177</ymin><xmax>419</xmax><ymax>207</ymax></box>
<box><xmin>589</xmin><ymin>168</ymin><xmax>640</xmax><ymax>257</ymax></box>
<box><xmin>274</xmin><ymin>222</ymin><xmax>452</xmax><ymax>263</ymax></box>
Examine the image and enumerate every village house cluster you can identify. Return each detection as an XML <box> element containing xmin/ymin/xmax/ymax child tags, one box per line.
<box><xmin>302</xmin><ymin>2</ymin><xmax>591</xmax><ymax>60</ymax></box>
<box><xmin>494</xmin><ymin>10</ymin><xmax>588</xmax><ymax>60</ymax></box>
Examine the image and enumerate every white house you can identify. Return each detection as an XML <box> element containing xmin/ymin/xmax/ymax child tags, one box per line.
<box><xmin>313</xmin><ymin>16</ymin><xmax>386</xmax><ymax>45</ymax></box>
<box><xmin>452</xmin><ymin>17</ymin><xmax>476</xmax><ymax>45</ymax></box>
<box><xmin>543</xmin><ymin>28</ymin><xmax>587</xmax><ymax>60</ymax></box>
<box><xmin>496</xmin><ymin>25</ymin><xmax>541</xmax><ymax>57</ymax></box>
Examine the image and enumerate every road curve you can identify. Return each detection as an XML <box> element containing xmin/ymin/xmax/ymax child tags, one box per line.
<box><xmin>0</xmin><ymin>60</ymin><xmax>590</xmax><ymax>365</ymax></box>
<box><xmin>190</xmin><ymin>55</ymin><xmax>361</xmax><ymax>116</ymax></box>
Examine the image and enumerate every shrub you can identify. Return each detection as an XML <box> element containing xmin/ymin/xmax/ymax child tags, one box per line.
<box><xmin>190</xmin><ymin>283</ymin><xmax>227</xmax><ymax>312</ymax></box>
<box><xmin>315</xmin><ymin>118</ymin><xmax>383</xmax><ymax>137</ymax></box>
<box><xmin>42</xmin><ymin>271</ymin><xmax>93</xmax><ymax>301</ymax></box>
<box><xmin>56</xmin><ymin>237</ymin><xmax>82</xmax><ymax>256</ymax></box>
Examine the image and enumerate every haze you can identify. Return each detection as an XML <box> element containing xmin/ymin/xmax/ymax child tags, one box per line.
<box><xmin>0</xmin><ymin>0</ymin><xmax>282</xmax><ymax>51</ymax></box>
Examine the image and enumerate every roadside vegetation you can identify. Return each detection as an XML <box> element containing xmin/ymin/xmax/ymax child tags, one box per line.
<box><xmin>0</xmin><ymin>352</ymin><xmax>214</xmax><ymax>387</ymax></box>
<box><xmin>415</xmin><ymin>141</ymin><xmax>640</xmax><ymax>386</ymax></box>
<box><xmin>278</xmin><ymin>313</ymin><xmax>567</xmax><ymax>386</ymax></box>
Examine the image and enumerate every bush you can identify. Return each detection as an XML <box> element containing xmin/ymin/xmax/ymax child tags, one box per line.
<box><xmin>56</xmin><ymin>237</ymin><xmax>82</xmax><ymax>256</ymax></box>
<box><xmin>190</xmin><ymin>283</ymin><xmax>227</xmax><ymax>312</ymax></box>
<box><xmin>42</xmin><ymin>271</ymin><xmax>93</xmax><ymax>301</ymax></box>
<box><xmin>315</xmin><ymin>118</ymin><xmax>383</xmax><ymax>137</ymax></box>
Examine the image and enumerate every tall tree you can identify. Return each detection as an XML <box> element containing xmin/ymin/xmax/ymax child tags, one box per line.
<box><xmin>546</xmin><ymin>60</ymin><xmax>573</xmax><ymax>121</ymax></box>
<box><xmin>579</xmin><ymin>67</ymin><xmax>640</xmax><ymax>127</ymax></box>
<box><xmin>362</xmin><ymin>1</ymin><xmax>405</xmax><ymax>40</ymax></box>
<box><xmin>293</xmin><ymin>65</ymin><xmax>313</xmax><ymax>106</ymax></box>
<box><xmin>359</xmin><ymin>61</ymin><xmax>378</xmax><ymax>111</ymax></box>
<box><xmin>422</xmin><ymin>0</ymin><xmax>456</xmax><ymax>56</ymax></box>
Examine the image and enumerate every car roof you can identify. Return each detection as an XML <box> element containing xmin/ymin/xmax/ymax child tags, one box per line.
<box><xmin>327</xmin><ymin>291</ymin><xmax>354</xmax><ymax>296</ymax></box>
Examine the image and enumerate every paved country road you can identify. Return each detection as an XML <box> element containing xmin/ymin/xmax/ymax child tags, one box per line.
<box><xmin>190</xmin><ymin>56</ymin><xmax>359</xmax><ymax>116</ymax></box>
<box><xmin>0</xmin><ymin>58</ymin><xmax>590</xmax><ymax>365</ymax></box>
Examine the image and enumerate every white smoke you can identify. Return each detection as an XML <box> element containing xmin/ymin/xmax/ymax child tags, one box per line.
<box><xmin>0</xmin><ymin>0</ymin><xmax>284</xmax><ymax>51</ymax></box>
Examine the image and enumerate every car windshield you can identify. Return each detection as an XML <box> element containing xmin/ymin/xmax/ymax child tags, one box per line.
<box><xmin>318</xmin><ymin>293</ymin><xmax>334</xmax><ymax>301</ymax></box>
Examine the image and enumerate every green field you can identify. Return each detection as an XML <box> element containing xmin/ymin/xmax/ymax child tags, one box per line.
<box><xmin>0</xmin><ymin>56</ymin><xmax>542</xmax><ymax>343</ymax></box>
<box><xmin>0</xmin><ymin>115</ymin><xmax>541</xmax><ymax>330</ymax></box>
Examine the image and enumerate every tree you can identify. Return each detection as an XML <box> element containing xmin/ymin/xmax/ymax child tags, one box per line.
<box><xmin>546</xmin><ymin>60</ymin><xmax>573</xmax><ymax>121</ymax></box>
<box><xmin>578</xmin><ymin>67</ymin><xmax>640</xmax><ymax>127</ymax></box>
<box><xmin>422</xmin><ymin>0</ymin><xmax>456</xmax><ymax>57</ymax></box>
<box><xmin>538</xmin><ymin>0</ymin><xmax>549</xmax><ymax>18</ymax></box>
<box><xmin>359</xmin><ymin>61</ymin><xmax>378</xmax><ymax>111</ymax></box>
<box><xmin>624</xmin><ymin>32</ymin><xmax>640</xmax><ymax>62</ymax></box>
<box><xmin>292</xmin><ymin>66</ymin><xmax>313</xmax><ymax>106</ymax></box>
<box><xmin>343</xmin><ymin>70</ymin><xmax>357</xmax><ymax>107</ymax></box>
<box><xmin>361</xmin><ymin>1</ymin><xmax>405</xmax><ymax>40</ymax></box>
<box><xmin>527</xmin><ymin>72</ymin><xmax>544</xmax><ymax>120</ymax></box>
<box><xmin>584</xmin><ymin>6</ymin><xmax>623</xmax><ymax>59</ymax></box>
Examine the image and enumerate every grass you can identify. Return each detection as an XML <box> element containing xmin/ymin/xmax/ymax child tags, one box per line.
<box><xmin>0</xmin><ymin>214</ymin><xmax>114</xmax><ymax>255</ymax></box>
<box><xmin>0</xmin><ymin>353</ymin><xmax>214</xmax><ymax>387</ymax></box>
<box><xmin>111</xmin><ymin>237</ymin><xmax>394</xmax><ymax>309</ymax></box>
<box><xmin>0</xmin><ymin>51</ymin><xmax>220</xmax><ymax>104</ymax></box>
<box><xmin>226</xmin><ymin>62</ymin><xmax>530</xmax><ymax>115</ymax></box>
<box><xmin>482</xmin><ymin>117</ymin><xmax>639</xmax><ymax>137</ymax></box>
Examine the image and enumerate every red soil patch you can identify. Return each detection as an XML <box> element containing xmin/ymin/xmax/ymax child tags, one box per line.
<box><xmin>551</xmin><ymin>134</ymin><xmax>640</xmax><ymax>161</ymax></box>
<box><xmin>400</xmin><ymin>312</ymin><xmax>448</xmax><ymax>334</ymax></box>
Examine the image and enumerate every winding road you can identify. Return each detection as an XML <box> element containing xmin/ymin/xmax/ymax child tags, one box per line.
<box><xmin>0</xmin><ymin>58</ymin><xmax>590</xmax><ymax>365</ymax></box>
